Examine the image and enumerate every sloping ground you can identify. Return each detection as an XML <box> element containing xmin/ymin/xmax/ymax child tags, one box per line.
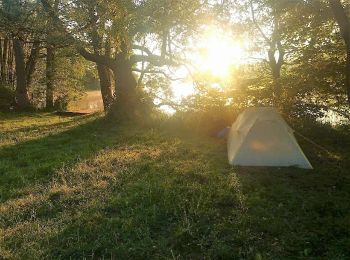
<box><xmin>0</xmin><ymin>112</ymin><xmax>349</xmax><ymax>259</ymax></box>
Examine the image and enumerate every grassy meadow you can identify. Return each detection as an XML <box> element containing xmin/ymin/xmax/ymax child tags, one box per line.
<box><xmin>0</xmin><ymin>112</ymin><xmax>349</xmax><ymax>259</ymax></box>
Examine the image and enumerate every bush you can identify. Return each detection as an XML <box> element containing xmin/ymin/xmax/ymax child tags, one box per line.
<box><xmin>169</xmin><ymin>105</ymin><xmax>237</xmax><ymax>137</ymax></box>
<box><xmin>0</xmin><ymin>84</ymin><xmax>15</xmax><ymax>111</ymax></box>
<box><xmin>54</xmin><ymin>95</ymin><xmax>70</xmax><ymax>111</ymax></box>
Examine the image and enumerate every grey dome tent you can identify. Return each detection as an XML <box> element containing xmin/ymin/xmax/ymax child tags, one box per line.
<box><xmin>227</xmin><ymin>107</ymin><xmax>313</xmax><ymax>169</ymax></box>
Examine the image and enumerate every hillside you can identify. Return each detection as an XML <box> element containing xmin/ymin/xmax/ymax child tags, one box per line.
<box><xmin>0</xmin><ymin>112</ymin><xmax>349</xmax><ymax>259</ymax></box>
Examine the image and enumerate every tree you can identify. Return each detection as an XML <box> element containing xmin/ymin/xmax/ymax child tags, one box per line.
<box><xmin>45</xmin><ymin>42</ymin><xmax>55</xmax><ymax>109</ymax></box>
<box><xmin>44</xmin><ymin>0</ymin><xmax>60</xmax><ymax>109</ymax></box>
<box><xmin>249</xmin><ymin>0</ymin><xmax>285</xmax><ymax>101</ymax></box>
<box><xmin>12</xmin><ymin>38</ymin><xmax>30</xmax><ymax>108</ymax></box>
<box><xmin>40</xmin><ymin>0</ymin><xmax>204</xmax><ymax>116</ymax></box>
<box><xmin>0</xmin><ymin>34</ymin><xmax>15</xmax><ymax>87</ymax></box>
<box><xmin>329</xmin><ymin>0</ymin><xmax>350</xmax><ymax>105</ymax></box>
<box><xmin>0</xmin><ymin>0</ymin><xmax>42</xmax><ymax>109</ymax></box>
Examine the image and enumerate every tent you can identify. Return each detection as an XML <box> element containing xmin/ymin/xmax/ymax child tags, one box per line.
<box><xmin>227</xmin><ymin>107</ymin><xmax>313</xmax><ymax>169</ymax></box>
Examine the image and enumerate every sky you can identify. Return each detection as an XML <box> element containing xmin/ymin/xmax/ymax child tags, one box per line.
<box><xmin>170</xmin><ymin>25</ymin><xmax>249</xmax><ymax>99</ymax></box>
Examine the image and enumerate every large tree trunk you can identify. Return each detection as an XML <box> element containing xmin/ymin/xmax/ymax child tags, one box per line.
<box><xmin>46</xmin><ymin>44</ymin><xmax>55</xmax><ymax>109</ymax></box>
<box><xmin>330</xmin><ymin>0</ymin><xmax>350</xmax><ymax>104</ymax></box>
<box><xmin>13</xmin><ymin>38</ymin><xmax>30</xmax><ymax>109</ymax></box>
<box><xmin>112</xmin><ymin>53</ymin><xmax>137</xmax><ymax>115</ymax></box>
<box><xmin>96</xmin><ymin>63</ymin><xmax>114</xmax><ymax>111</ymax></box>
<box><xmin>78</xmin><ymin>47</ymin><xmax>138</xmax><ymax>116</ymax></box>
<box><xmin>268</xmin><ymin>48</ymin><xmax>282</xmax><ymax>99</ymax></box>
<box><xmin>45</xmin><ymin>0</ymin><xmax>59</xmax><ymax>109</ymax></box>
<box><xmin>0</xmin><ymin>38</ymin><xmax>3</xmax><ymax>83</ymax></box>
<box><xmin>347</xmin><ymin>48</ymin><xmax>350</xmax><ymax>104</ymax></box>
<box><xmin>268</xmin><ymin>15</ymin><xmax>284</xmax><ymax>104</ymax></box>
<box><xmin>25</xmin><ymin>40</ymin><xmax>40</xmax><ymax>88</ymax></box>
<box><xmin>1</xmin><ymin>37</ymin><xmax>9</xmax><ymax>84</ymax></box>
<box><xmin>8</xmin><ymin>40</ymin><xmax>15</xmax><ymax>88</ymax></box>
<box><xmin>87</xmin><ymin>6</ymin><xmax>115</xmax><ymax>112</ymax></box>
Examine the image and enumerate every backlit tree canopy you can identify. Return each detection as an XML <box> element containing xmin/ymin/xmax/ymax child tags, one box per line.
<box><xmin>0</xmin><ymin>0</ymin><xmax>349</xmax><ymax>121</ymax></box>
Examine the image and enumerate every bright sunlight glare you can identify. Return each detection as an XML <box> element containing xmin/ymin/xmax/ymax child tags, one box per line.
<box><xmin>167</xmin><ymin>26</ymin><xmax>247</xmax><ymax>100</ymax></box>
<box><xmin>167</xmin><ymin>25</ymin><xmax>248</xmax><ymax>110</ymax></box>
<box><xmin>194</xmin><ymin>27</ymin><xmax>246</xmax><ymax>77</ymax></box>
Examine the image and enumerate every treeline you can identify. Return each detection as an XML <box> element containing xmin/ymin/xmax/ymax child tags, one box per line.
<box><xmin>180</xmin><ymin>0</ymin><xmax>350</xmax><ymax>124</ymax></box>
<box><xmin>0</xmin><ymin>0</ymin><xmax>202</xmax><ymax>115</ymax></box>
<box><xmin>0</xmin><ymin>0</ymin><xmax>350</xmax><ymax>121</ymax></box>
<box><xmin>0</xmin><ymin>36</ymin><xmax>15</xmax><ymax>88</ymax></box>
<box><xmin>0</xmin><ymin>34</ymin><xmax>86</xmax><ymax>110</ymax></box>
<box><xmin>0</xmin><ymin>0</ymin><xmax>88</xmax><ymax>111</ymax></box>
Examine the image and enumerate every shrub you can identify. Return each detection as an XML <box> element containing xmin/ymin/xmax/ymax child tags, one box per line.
<box><xmin>0</xmin><ymin>84</ymin><xmax>15</xmax><ymax>111</ymax></box>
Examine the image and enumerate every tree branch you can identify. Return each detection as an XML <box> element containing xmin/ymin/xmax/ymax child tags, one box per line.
<box><xmin>133</xmin><ymin>68</ymin><xmax>184</xmax><ymax>81</ymax></box>
<box><xmin>329</xmin><ymin>0</ymin><xmax>350</xmax><ymax>46</ymax></box>
<box><xmin>250</xmin><ymin>0</ymin><xmax>272</xmax><ymax>45</ymax></box>
<box><xmin>130</xmin><ymin>54</ymin><xmax>177</xmax><ymax>66</ymax></box>
<box><xmin>154</xmin><ymin>96</ymin><xmax>182</xmax><ymax>111</ymax></box>
<box><xmin>77</xmin><ymin>47</ymin><xmax>116</xmax><ymax>68</ymax></box>
<box><xmin>132</xmin><ymin>45</ymin><xmax>153</xmax><ymax>56</ymax></box>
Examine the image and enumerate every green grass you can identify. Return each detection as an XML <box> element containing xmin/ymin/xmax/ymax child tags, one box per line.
<box><xmin>0</xmin><ymin>112</ymin><xmax>349</xmax><ymax>259</ymax></box>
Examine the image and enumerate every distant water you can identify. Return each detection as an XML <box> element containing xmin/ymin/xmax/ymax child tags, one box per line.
<box><xmin>68</xmin><ymin>91</ymin><xmax>104</xmax><ymax>113</ymax></box>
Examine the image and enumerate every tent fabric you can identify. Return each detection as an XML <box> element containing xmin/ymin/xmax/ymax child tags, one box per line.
<box><xmin>227</xmin><ymin>107</ymin><xmax>313</xmax><ymax>169</ymax></box>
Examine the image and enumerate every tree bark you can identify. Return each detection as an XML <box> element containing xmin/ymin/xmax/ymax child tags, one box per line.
<box><xmin>347</xmin><ymin>48</ymin><xmax>350</xmax><ymax>104</ymax></box>
<box><xmin>268</xmin><ymin>15</ymin><xmax>284</xmax><ymax>102</ymax></box>
<box><xmin>251</xmin><ymin>2</ymin><xmax>284</xmax><ymax>104</ymax></box>
<box><xmin>25</xmin><ymin>40</ymin><xmax>40</xmax><ymax>88</ymax></box>
<box><xmin>268</xmin><ymin>47</ymin><xmax>283</xmax><ymax>99</ymax></box>
<box><xmin>113</xmin><ymin>52</ymin><xmax>137</xmax><ymax>109</ymax></box>
<box><xmin>329</xmin><ymin>0</ymin><xmax>350</xmax><ymax>104</ymax></box>
<box><xmin>96</xmin><ymin>63</ymin><xmax>114</xmax><ymax>110</ymax></box>
<box><xmin>0</xmin><ymin>38</ymin><xmax>3</xmax><ymax>82</ymax></box>
<box><xmin>13</xmin><ymin>38</ymin><xmax>30</xmax><ymax>109</ymax></box>
<box><xmin>79</xmin><ymin>47</ymin><xmax>138</xmax><ymax>115</ymax></box>
<box><xmin>8</xmin><ymin>40</ymin><xmax>15</xmax><ymax>87</ymax></box>
<box><xmin>88</xmin><ymin>10</ymin><xmax>115</xmax><ymax>112</ymax></box>
<box><xmin>104</xmin><ymin>53</ymin><xmax>138</xmax><ymax>119</ymax></box>
<box><xmin>1</xmin><ymin>37</ymin><xmax>9</xmax><ymax>84</ymax></box>
<box><xmin>46</xmin><ymin>44</ymin><xmax>55</xmax><ymax>109</ymax></box>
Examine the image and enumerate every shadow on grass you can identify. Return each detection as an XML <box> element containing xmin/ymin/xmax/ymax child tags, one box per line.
<box><xmin>231</xmin><ymin>123</ymin><xmax>350</xmax><ymax>258</ymax></box>
<box><xmin>1</xmin><ymin>117</ymin><xmax>350</xmax><ymax>259</ymax></box>
<box><xmin>0</xmin><ymin>114</ymin><xmax>118</xmax><ymax>202</ymax></box>
<box><xmin>0</xmin><ymin>115</ymin><xmax>86</xmax><ymax>136</ymax></box>
<box><xmin>45</xmin><ymin>122</ymin><xmax>350</xmax><ymax>259</ymax></box>
<box><xmin>2</xmin><ymin>123</ymin><xmax>242</xmax><ymax>259</ymax></box>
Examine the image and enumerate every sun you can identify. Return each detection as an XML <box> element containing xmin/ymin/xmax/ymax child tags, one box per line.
<box><xmin>168</xmin><ymin>26</ymin><xmax>247</xmax><ymax>106</ymax></box>
<box><xmin>194</xmin><ymin>27</ymin><xmax>246</xmax><ymax>77</ymax></box>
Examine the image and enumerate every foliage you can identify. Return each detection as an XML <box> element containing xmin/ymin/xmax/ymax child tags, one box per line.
<box><xmin>0</xmin><ymin>84</ymin><xmax>14</xmax><ymax>111</ymax></box>
<box><xmin>52</xmin><ymin>53</ymin><xmax>87</xmax><ymax>110</ymax></box>
<box><xmin>181</xmin><ymin>0</ymin><xmax>349</xmax><ymax>119</ymax></box>
<box><xmin>176</xmin><ymin>84</ymin><xmax>236</xmax><ymax>135</ymax></box>
<box><xmin>25</xmin><ymin>49</ymin><xmax>88</xmax><ymax>110</ymax></box>
<box><xmin>0</xmin><ymin>0</ymin><xmax>349</xmax><ymax>116</ymax></box>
